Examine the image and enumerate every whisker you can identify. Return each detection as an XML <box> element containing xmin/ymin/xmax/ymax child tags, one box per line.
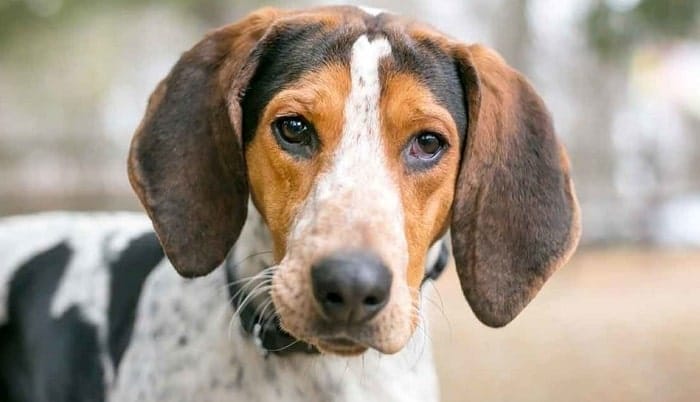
<box><xmin>229</xmin><ymin>251</ymin><xmax>274</xmax><ymax>270</ymax></box>
<box><xmin>404</xmin><ymin>309</ymin><xmax>431</xmax><ymax>369</ymax></box>
<box><xmin>422</xmin><ymin>283</ymin><xmax>452</xmax><ymax>338</ymax></box>
<box><xmin>256</xmin><ymin>300</ymin><xmax>275</xmax><ymax>326</ymax></box>
<box><xmin>221</xmin><ymin>264</ymin><xmax>277</xmax><ymax>333</ymax></box>
<box><xmin>221</xmin><ymin>272</ymin><xmax>274</xmax><ymax>290</ymax></box>
<box><xmin>231</xmin><ymin>284</ymin><xmax>272</xmax><ymax>315</ymax></box>
<box><xmin>265</xmin><ymin>338</ymin><xmax>302</xmax><ymax>353</ymax></box>
<box><xmin>426</xmin><ymin>280</ymin><xmax>446</xmax><ymax>312</ymax></box>
<box><xmin>408</xmin><ymin>285</ymin><xmax>451</xmax><ymax>333</ymax></box>
<box><xmin>220</xmin><ymin>265</ymin><xmax>276</xmax><ymax>292</ymax></box>
<box><xmin>229</xmin><ymin>276</ymin><xmax>273</xmax><ymax>306</ymax></box>
<box><xmin>212</xmin><ymin>251</ymin><xmax>274</xmax><ymax>291</ymax></box>
<box><xmin>227</xmin><ymin>282</ymin><xmax>272</xmax><ymax>340</ymax></box>
<box><xmin>261</xmin><ymin>309</ymin><xmax>280</xmax><ymax>334</ymax></box>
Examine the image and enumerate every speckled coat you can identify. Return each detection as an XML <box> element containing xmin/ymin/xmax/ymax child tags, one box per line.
<box><xmin>0</xmin><ymin>211</ymin><xmax>439</xmax><ymax>402</ymax></box>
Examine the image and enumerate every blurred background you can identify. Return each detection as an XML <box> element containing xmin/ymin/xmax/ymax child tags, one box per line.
<box><xmin>0</xmin><ymin>0</ymin><xmax>698</xmax><ymax>400</ymax></box>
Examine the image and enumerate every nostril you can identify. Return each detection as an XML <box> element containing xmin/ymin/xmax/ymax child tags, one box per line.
<box><xmin>325</xmin><ymin>292</ymin><xmax>344</xmax><ymax>305</ymax></box>
<box><xmin>363</xmin><ymin>295</ymin><xmax>380</xmax><ymax>306</ymax></box>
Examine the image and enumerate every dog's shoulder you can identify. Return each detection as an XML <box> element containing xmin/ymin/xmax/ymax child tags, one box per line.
<box><xmin>0</xmin><ymin>212</ymin><xmax>167</xmax><ymax>401</ymax></box>
<box><xmin>0</xmin><ymin>212</ymin><xmax>158</xmax><ymax>319</ymax></box>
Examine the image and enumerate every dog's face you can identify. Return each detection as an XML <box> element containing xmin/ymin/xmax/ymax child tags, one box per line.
<box><xmin>128</xmin><ymin>6</ymin><xmax>581</xmax><ymax>355</ymax></box>
<box><xmin>243</xmin><ymin>18</ymin><xmax>464</xmax><ymax>354</ymax></box>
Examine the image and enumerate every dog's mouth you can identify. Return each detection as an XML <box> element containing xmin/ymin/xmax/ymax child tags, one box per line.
<box><xmin>226</xmin><ymin>241</ymin><xmax>451</xmax><ymax>356</ymax></box>
<box><xmin>233</xmin><ymin>296</ymin><xmax>370</xmax><ymax>355</ymax></box>
<box><xmin>225</xmin><ymin>265</ymin><xmax>372</xmax><ymax>356</ymax></box>
<box><xmin>234</xmin><ymin>301</ymin><xmax>321</xmax><ymax>354</ymax></box>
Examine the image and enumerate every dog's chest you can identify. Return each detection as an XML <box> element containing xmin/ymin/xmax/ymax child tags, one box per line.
<box><xmin>0</xmin><ymin>213</ymin><xmax>439</xmax><ymax>402</ymax></box>
<box><xmin>111</xmin><ymin>264</ymin><xmax>439</xmax><ymax>402</ymax></box>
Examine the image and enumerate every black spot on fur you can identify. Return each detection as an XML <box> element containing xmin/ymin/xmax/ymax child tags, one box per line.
<box><xmin>241</xmin><ymin>19</ymin><xmax>467</xmax><ymax>151</ymax></box>
<box><xmin>0</xmin><ymin>242</ymin><xmax>105</xmax><ymax>402</ymax></box>
<box><xmin>107</xmin><ymin>231</ymin><xmax>164</xmax><ymax>370</ymax></box>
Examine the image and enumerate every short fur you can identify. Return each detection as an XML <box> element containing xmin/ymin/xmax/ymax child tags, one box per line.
<box><xmin>0</xmin><ymin>5</ymin><xmax>580</xmax><ymax>402</ymax></box>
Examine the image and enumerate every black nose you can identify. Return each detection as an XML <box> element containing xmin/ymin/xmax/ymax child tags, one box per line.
<box><xmin>311</xmin><ymin>251</ymin><xmax>392</xmax><ymax>325</ymax></box>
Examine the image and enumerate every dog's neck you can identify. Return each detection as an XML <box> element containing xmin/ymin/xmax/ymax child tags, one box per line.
<box><xmin>227</xmin><ymin>203</ymin><xmax>449</xmax><ymax>356</ymax></box>
<box><xmin>224</xmin><ymin>204</ymin><xmax>314</xmax><ymax>356</ymax></box>
<box><xmin>224</xmin><ymin>254</ymin><xmax>319</xmax><ymax>356</ymax></box>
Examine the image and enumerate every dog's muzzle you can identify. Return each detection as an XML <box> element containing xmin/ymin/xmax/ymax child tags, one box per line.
<box><xmin>226</xmin><ymin>243</ymin><xmax>449</xmax><ymax>356</ymax></box>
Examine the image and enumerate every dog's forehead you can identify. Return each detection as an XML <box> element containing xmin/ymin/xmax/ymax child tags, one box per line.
<box><xmin>241</xmin><ymin>8</ymin><xmax>467</xmax><ymax>141</ymax></box>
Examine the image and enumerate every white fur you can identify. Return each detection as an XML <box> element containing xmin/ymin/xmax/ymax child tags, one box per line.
<box><xmin>320</xmin><ymin>34</ymin><xmax>408</xmax><ymax>272</ymax></box>
<box><xmin>0</xmin><ymin>32</ymin><xmax>442</xmax><ymax>402</ymax></box>
<box><xmin>0</xmin><ymin>212</ymin><xmax>154</xmax><ymax>390</ymax></box>
<box><xmin>357</xmin><ymin>5</ymin><xmax>386</xmax><ymax>16</ymax></box>
<box><xmin>290</xmin><ymin>35</ymin><xmax>402</xmax><ymax>257</ymax></box>
<box><xmin>0</xmin><ymin>212</ymin><xmax>151</xmax><ymax>324</ymax></box>
<box><xmin>51</xmin><ymin>214</ymin><xmax>152</xmax><ymax>323</ymax></box>
<box><xmin>0</xmin><ymin>211</ymin><xmax>439</xmax><ymax>401</ymax></box>
<box><xmin>113</xmin><ymin>210</ymin><xmax>438</xmax><ymax>401</ymax></box>
<box><xmin>272</xmin><ymin>35</ymin><xmax>416</xmax><ymax>352</ymax></box>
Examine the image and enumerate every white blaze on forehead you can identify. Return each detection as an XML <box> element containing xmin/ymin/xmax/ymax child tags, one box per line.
<box><xmin>358</xmin><ymin>5</ymin><xmax>387</xmax><ymax>16</ymax></box>
<box><xmin>291</xmin><ymin>34</ymin><xmax>407</xmax><ymax>268</ymax></box>
<box><xmin>330</xmin><ymin>35</ymin><xmax>392</xmax><ymax>181</ymax></box>
<box><xmin>275</xmin><ymin>35</ymin><xmax>414</xmax><ymax>352</ymax></box>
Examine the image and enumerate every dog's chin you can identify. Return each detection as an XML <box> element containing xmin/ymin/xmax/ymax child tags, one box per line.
<box><xmin>314</xmin><ymin>338</ymin><xmax>368</xmax><ymax>356</ymax></box>
<box><xmin>276</xmin><ymin>311</ymin><xmax>415</xmax><ymax>356</ymax></box>
<box><xmin>272</xmin><ymin>283</ymin><xmax>415</xmax><ymax>356</ymax></box>
<box><xmin>278</xmin><ymin>320</ymin><xmax>400</xmax><ymax>356</ymax></box>
<box><xmin>290</xmin><ymin>328</ymin><xmax>409</xmax><ymax>356</ymax></box>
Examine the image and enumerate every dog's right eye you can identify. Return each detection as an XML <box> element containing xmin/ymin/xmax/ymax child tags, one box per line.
<box><xmin>276</xmin><ymin>117</ymin><xmax>311</xmax><ymax>144</ymax></box>
<box><xmin>272</xmin><ymin>116</ymin><xmax>319</xmax><ymax>159</ymax></box>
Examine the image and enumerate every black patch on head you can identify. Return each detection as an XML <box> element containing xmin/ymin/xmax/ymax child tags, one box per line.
<box><xmin>383</xmin><ymin>32</ymin><xmax>468</xmax><ymax>140</ymax></box>
<box><xmin>107</xmin><ymin>231</ymin><xmax>164</xmax><ymax>370</ymax></box>
<box><xmin>241</xmin><ymin>23</ymin><xmax>360</xmax><ymax>144</ymax></box>
<box><xmin>0</xmin><ymin>242</ymin><xmax>105</xmax><ymax>402</ymax></box>
<box><xmin>241</xmin><ymin>14</ymin><xmax>466</xmax><ymax>149</ymax></box>
<box><xmin>364</xmin><ymin>12</ymin><xmax>386</xmax><ymax>39</ymax></box>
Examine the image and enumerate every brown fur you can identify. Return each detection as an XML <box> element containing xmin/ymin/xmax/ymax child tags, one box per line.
<box><xmin>380</xmin><ymin>72</ymin><xmax>461</xmax><ymax>289</ymax></box>
<box><xmin>128</xmin><ymin>8</ymin><xmax>284</xmax><ymax>277</ymax></box>
<box><xmin>246</xmin><ymin>63</ymin><xmax>352</xmax><ymax>261</ymax></box>
<box><xmin>450</xmin><ymin>44</ymin><xmax>581</xmax><ymax>327</ymax></box>
<box><xmin>128</xmin><ymin>6</ymin><xmax>581</xmax><ymax>355</ymax></box>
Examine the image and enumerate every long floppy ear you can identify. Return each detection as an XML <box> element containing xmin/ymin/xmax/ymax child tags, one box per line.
<box><xmin>128</xmin><ymin>8</ymin><xmax>283</xmax><ymax>277</ymax></box>
<box><xmin>451</xmin><ymin>44</ymin><xmax>581</xmax><ymax>327</ymax></box>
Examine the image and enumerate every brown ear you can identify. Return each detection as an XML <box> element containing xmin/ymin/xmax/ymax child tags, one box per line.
<box><xmin>128</xmin><ymin>8</ymin><xmax>283</xmax><ymax>277</ymax></box>
<box><xmin>451</xmin><ymin>45</ymin><xmax>581</xmax><ymax>327</ymax></box>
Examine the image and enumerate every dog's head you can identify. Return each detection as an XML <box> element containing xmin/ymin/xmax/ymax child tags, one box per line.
<box><xmin>128</xmin><ymin>6</ymin><xmax>580</xmax><ymax>355</ymax></box>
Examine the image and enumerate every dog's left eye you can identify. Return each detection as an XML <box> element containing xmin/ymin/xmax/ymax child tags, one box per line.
<box><xmin>405</xmin><ymin>132</ymin><xmax>447</xmax><ymax>169</ymax></box>
<box><xmin>411</xmin><ymin>133</ymin><xmax>443</xmax><ymax>157</ymax></box>
<box><xmin>272</xmin><ymin>116</ymin><xmax>318</xmax><ymax>158</ymax></box>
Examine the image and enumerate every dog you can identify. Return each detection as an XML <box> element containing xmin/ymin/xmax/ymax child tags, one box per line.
<box><xmin>0</xmin><ymin>5</ymin><xmax>581</xmax><ymax>402</ymax></box>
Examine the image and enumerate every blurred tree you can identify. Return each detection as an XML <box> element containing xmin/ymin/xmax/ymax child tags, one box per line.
<box><xmin>0</xmin><ymin>0</ymin><xmax>257</xmax><ymax>47</ymax></box>
<box><xmin>586</xmin><ymin>0</ymin><xmax>700</xmax><ymax>60</ymax></box>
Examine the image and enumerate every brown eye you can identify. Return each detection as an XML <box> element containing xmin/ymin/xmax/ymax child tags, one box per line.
<box><xmin>404</xmin><ymin>131</ymin><xmax>447</xmax><ymax>171</ymax></box>
<box><xmin>275</xmin><ymin>116</ymin><xmax>312</xmax><ymax>144</ymax></box>
<box><xmin>413</xmin><ymin>133</ymin><xmax>442</xmax><ymax>157</ymax></box>
<box><xmin>272</xmin><ymin>116</ymin><xmax>319</xmax><ymax>159</ymax></box>
<box><xmin>409</xmin><ymin>132</ymin><xmax>445</xmax><ymax>160</ymax></box>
